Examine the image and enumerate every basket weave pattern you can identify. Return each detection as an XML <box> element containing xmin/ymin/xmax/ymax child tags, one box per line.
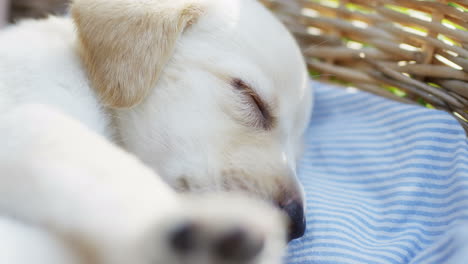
<box><xmin>260</xmin><ymin>0</ymin><xmax>468</xmax><ymax>131</ymax></box>
<box><xmin>9</xmin><ymin>0</ymin><xmax>68</xmax><ymax>22</ymax></box>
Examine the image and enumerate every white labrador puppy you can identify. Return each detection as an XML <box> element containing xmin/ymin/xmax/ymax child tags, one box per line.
<box><xmin>0</xmin><ymin>104</ymin><xmax>287</xmax><ymax>264</ymax></box>
<box><xmin>0</xmin><ymin>0</ymin><xmax>312</xmax><ymax>240</ymax></box>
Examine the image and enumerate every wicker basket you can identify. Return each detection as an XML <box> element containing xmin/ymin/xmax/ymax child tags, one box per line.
<box><xmin>260</xmin><ymin>0</ymin><xmax>468</xmax><ymax>132</ymax></box>
<box><xmin>5</xmin><ymin>0</ymin><xmax>468</xmax><ymax>130</ymax></box>
<box><xmin>8</xmin><ymin>0</ymin><xmax>68</xmax><ymax>22</ymax></box>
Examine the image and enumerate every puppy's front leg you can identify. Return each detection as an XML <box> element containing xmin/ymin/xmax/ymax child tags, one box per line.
<box><xmin>0</xmin><ymin>216</ymin><xmax>82</xmax><ymax>264</ymax></box>
<box><xmin>0</xmin><ymin>104</ymin><xmax>181</xmax><ymax>264</ymax></box>
<box><xmin>0</xmin><ymin>104</ymin><xmax>287</xmax><ymax>264</ymax></box>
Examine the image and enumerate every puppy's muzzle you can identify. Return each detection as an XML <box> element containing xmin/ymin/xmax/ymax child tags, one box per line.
<box><xmin>281</xmin><ymin>199</ymin><xmax>306</xmax><ymax>241</ymax></box>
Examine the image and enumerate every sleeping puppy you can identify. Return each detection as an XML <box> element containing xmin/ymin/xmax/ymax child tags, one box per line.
<box><xmin>0</xmin><ymin>104</ymin><xmax>286</xmax><ymax>264</ymax></box>
<box><xmin>0</xmin><ymin>0</ymin><xmax>312</xmax><ymax>240</ymax></box>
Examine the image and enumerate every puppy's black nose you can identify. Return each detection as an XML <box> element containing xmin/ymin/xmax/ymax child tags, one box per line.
<box><xmin>282</xmin><ymin>200</ymin><xmax>306</xmax><ymax>241</ymax></box>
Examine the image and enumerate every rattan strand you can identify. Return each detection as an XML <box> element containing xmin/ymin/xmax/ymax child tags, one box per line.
<box><xmin>260</xmin><ymin>0</ymin><xmax>468</xmax><ymax>132</ymax></box>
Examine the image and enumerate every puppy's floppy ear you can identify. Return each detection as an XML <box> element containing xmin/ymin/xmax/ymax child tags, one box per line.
<box><xmin>72</xmin><ymin>0</ymin><xmax>204</xmax><ymax>108</ymax></box>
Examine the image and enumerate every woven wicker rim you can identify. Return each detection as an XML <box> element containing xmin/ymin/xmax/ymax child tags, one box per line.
<box><xmin>261</xmin><ymin>0</ymin><xmax>468</xmax><ymax>132</ymax></box>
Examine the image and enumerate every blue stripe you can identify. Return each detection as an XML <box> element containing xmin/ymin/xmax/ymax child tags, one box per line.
<box><xmin>300</xmin><ymin>171</ymin><xmax>468</xmax><ymax>184</ymax></box>
<box><xmin>287</xmin><ymin>82</ymin><xmax>468</xmax><ymax>264</ymax></box>
<box><xmin>313</xmin><ymin>97</ymin><xmax>401</xmax><ymax>116</ymax></box>
<box><xmin>310</xmin><ymin>192</ymin><xmax>468</xmax><ymax>215</ymax></box>
<box><xmin>309</xmin><ymin>198</ymin><xmax>468</xmax><ymax>220</ymax></box>
<box><xmin>306</xmin><ymin>219</ymin><xmax>437</xmax><ymax>244</ymax></box>
<box><xmin>428</xmin><ymin>245</ymin><xmax>457</xmax><ymax>264</ymax></box>
<box><xmin>302</xmin><ymin>144</ymin><xmax>466</xmax><ymax>153</ymax></box>
<box><xmin>303</xmin><ymin>184</ymin><xmax>468</xmax><ymax>210</ymax></box>
<box><xmin>309</xmin><ymin>210</ymin><xmax>468</xmax><ymax>229</ymax></box>
<box><xmin>301</xmin><ymin>150</ymin><xmax>467</xmax><ymax>162</ymax></box>
<box><xmin>306</xmin><ymin>135</ymin><xmax>463</xmax><ymax>146</ymax></box>
<box><xmin>314</xmin><ymin>108</ymin><xmax>447</xmax><ymax>127</ymax></box>
<box><xmin>311</xmin><ymin>123</ymin><xmax>463</xmax><ymax>137</ymax></box>
<box><xmin>288</xmin><ymin>261</ymin><xmax>350</xmax><ymax>264</ymax></box>
<box><xmin>290</xmin><ymin>242</ymin><xmax>402</xmax><ymax>264</ymax></box>
<box><xmin>300</xmin><ymin>157</ymin><xmax>468</xmax><ymax>170</ymax></box>
<box><xmin>290</xmin><ymin>235</ymin><xmax>414</xmax><ymax>258</ymax></box>
<box><xmin>410</xmin><ymin>237</ymin><xmax>454</xmax><ymax>264</ymax></box>
<box><xmin>303</xmin><ymin>184</ymin><xmax>468</xmax><ymax>202</ymax></box>
<box><xmin>300</xmin><ymin>164</ymin><xmax>468</xmax><ymax>176</ymax></box>
<box><xmin>290</xmin><ymin>250</ymin><xmax>389</xmax><ymax>264</ymax></box>
<box><xmin>295</xmin><ymin>228</ymin><xmax>425</xmax><ymax>253</ymax></box>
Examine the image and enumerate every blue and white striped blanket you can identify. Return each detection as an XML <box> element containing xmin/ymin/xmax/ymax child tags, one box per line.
<box><xmin>287</xmin><ymin>82</ymin><xmax>468</xmax><ymax>264</ymax></box>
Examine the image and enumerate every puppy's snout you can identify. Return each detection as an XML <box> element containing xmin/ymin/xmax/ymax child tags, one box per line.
<box><xmin>281</xmin><ymin>200</ymin><xmax>306</xmax><ymax>241</ymax></box>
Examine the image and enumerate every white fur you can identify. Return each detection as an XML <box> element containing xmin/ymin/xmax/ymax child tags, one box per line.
<box><xmin>0</xmin><ymin>0</ymin><xmax>311</xmax><ymax>262</ymax></box>
<box><xmin>0</xmin><ymin>0</ymin><xmax>312</xmax><ymax>202</ymax></box>
<box><xmin>115</xmin><ymin>0</ymin><xmax>312</xmax><ymax>198</ymax></box>
<box><xmin>0</xmin><ymin>217</ymin><xmax>80</xmax><ymax>264</ymax></box>
<box><xmin>0</xmin><ymin>104</ymin><xmax>286</xmax><ymax>264</ymax></box>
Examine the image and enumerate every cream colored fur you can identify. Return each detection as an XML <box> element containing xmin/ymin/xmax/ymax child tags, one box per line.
<box><xmin>73</xmin><ymin>0</ymin><xmax>204</xmax><ymax>108</ymax></box>
<box><xmin>0</xmin><ymin>0</ymin><xmax>312</xmax><ymax>262</ymax></box>
<box><xmin>0</xmin><ymin>0</ymin><xmax>311</xmax><ymax>207</ymax></box>
<box><xmin>0</xmin><ymin>104</ymin><xmax>286</xmax><ymax>264</ymax></box>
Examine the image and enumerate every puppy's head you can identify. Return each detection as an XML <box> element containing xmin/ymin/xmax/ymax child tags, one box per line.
<box><xmin>72</xmin><ymin>0</ymin><xmax>312</xmax><ymax>241</ymax></box>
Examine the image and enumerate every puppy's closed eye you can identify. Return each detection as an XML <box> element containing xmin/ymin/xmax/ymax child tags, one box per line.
<box><xmin>231</xmin><ymin>78</ymin><xmax>274</xmax><ymax>130</ymax></box>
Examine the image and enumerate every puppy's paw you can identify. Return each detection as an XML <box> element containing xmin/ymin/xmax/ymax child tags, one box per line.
<box><xmin>168</xmin><ymin>221</ymin><xmax>265</xmax><ymax>263</ymax></box>
<box><xmin>147</xmin><ymin>194</ymin><xmax>287</xmax><ymax>264</ymax></box>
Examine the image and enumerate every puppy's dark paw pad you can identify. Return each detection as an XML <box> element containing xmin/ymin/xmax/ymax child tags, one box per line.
<box><xmin>214</xmin><ymin>228</ymin><xmax>264</xmax><ymax>262</ymax></box>
<box><xmin>168</xmin><ymin>222</ymin><xmax>265</xmax><ymax>263</ymax></box>
<box><xmin>170</xmin><ymin>222</ymin><xmax>199</xmax><ymax>254</ymax></box>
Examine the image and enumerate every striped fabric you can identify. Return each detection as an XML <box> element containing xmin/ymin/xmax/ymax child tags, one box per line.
<box><xmin>287</xmin><ymin>82</ymin><xmax>468</xmax><ymax>264</ymax></box>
